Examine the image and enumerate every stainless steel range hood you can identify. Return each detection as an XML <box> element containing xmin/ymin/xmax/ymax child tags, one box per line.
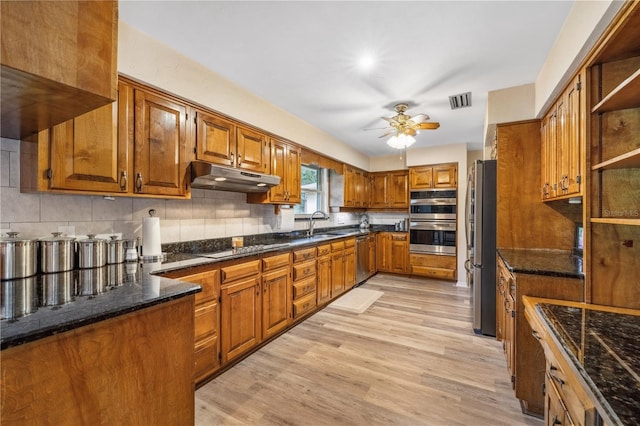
<box><xmin>190</xmin><ymin>161</ymin><xmax>280</xmax><ymax>193</ymax></box>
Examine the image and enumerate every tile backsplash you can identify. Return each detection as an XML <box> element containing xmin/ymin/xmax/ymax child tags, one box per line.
<box><xmin>1</xmin><ymin>138</ymin><xmax>407</xmax><ymax>243</ymax></box>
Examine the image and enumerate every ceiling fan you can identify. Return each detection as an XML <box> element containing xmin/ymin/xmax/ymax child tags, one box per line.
<box><xmin>376</xmin><ymin>103</ymin><xmax>440</xmax><ymax>138</ymax></box>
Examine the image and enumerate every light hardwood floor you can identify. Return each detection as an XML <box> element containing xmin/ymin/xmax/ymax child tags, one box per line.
<box><xmin>195</xmin><ymin>274</ymin><xmax>543</xmax><ymax>426</ymax></box>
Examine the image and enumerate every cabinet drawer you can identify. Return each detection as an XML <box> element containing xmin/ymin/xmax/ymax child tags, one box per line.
<box><xmin>316</xmin><ymin>243</ymin><xmax>331</xmax><ymax>257</ymax></box>
<box><xmin>293</xmin><ymin>275</ymin><xmax>316</xmax><ymax>299</ymax></box>
<box><xmin>262</xmin><ymin>252</ymin><xmax>291</xmax><ymax>271</ymax></box>
<box><xmin>194</xmin><ymin>335</ymin><xmax>219</xmax><ymax>382</ymax></box>
<box><xmin>344</xmin><ymin>237</ymin><xmax>355</xmax><ymax>248</ymax></box>
<box><xmin>220</xmin><ymin>260</ymin><xmax>261</xmax><ymax>284</ymax></box>
<box><xmin>293</xmin><ymin>259</ymin><xmax>316</xmax><ymax>281</ymax></box>
<box><xmin>547</xmin><ymin>360</ymin><xmax>596</xmax><ymax>426</ymax></box>
<box><xmin>194</xmin><ymin>301</ymin><xmax>218</xmax><ymax>342</ymax></box>
<box><xmin>293</xmin><ymin>247</ymin><xmax>316</xmax><ymax>263</ymax></box>
<box><xmin>410</xmin><ymin>253</ymin><xmax>456</xmax><ymax>269</ymax></box>
<box><xmin>331</xmin><ymin>241</ymin><xmax>345</xmax><ymax>251</ymax></box>
<box><xmin>166</xmin><ymin>270</ymin><xmax>219</xmax><ymax>303</ymax></box>
<box><xmin>411</xmin><ymin>265</ymin><xmax>455</xmax><ymax>280</ymax></box>
<box><xmin>391</xmin><ymin>233</ymin><xmax>407</xmax><ymax>241</ymax></box>
<box><xmin>293</xmin><ymin>291</ymin><xmax>316</xmax><ymax>318</ymax></box>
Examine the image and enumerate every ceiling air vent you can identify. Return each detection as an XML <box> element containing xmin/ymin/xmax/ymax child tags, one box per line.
<box><xmin>449</xmin><ymin>92</ymin><xmax>472</xmax><ymax>110</ymax></box>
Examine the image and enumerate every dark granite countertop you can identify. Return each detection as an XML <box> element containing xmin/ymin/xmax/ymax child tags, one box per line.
<box><xmin>497</xmin><ymin>248</ymin><xmax>583</xmax><ymax>278</ymax></box>
<box><xmin>1</xmin><ymin>262</ymin><xmax>201</xmax><ymax>350</ymax></box>
<box><xmin>537</xmin><ymin>303</ymin><xmax>640</xmax><ymax>426</ymax></box>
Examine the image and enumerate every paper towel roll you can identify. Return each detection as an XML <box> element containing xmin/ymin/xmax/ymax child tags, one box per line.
<box><xmin>278</xmin><ymin>208</ymin><xmax>295</xmax><ymax>231</ymax></box>
<box><xmin>142</xmin><ymin>217</ymin><xmax>162</xmax><ymax>257</ymax></box>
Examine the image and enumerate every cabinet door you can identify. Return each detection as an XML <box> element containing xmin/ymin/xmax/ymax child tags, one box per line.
<box><xmin>540</xmin><ymin>111</ymin><xmax>557</xmax><ymax>200</ymax></box>
<box><xmin>368</xmin><ymin>237</ymin><xmax>377</xmax><ymax>275</ymax></box>
<box><xmin>267</xmin><ymin>138</ymin><xmax>288</xmax><ymax>202</ymax></box>
<box><xmin>48</xmin><ymin>100</ymin><xmax>126</xmax><ymax>193</ymax></box>
<box><xmin>236</xmin><ymin>125</ymin><xmax>268</xmax><ymax>173</ymax></box>
<box><xmin>561</xmin><ymin>76</ymin><xmax>581</xmax><ymax>196</ymax></box>
<box><xmin>221</xmin><ymin>276</ymin><xmax>261</xmax><ymax>363</ymax></box>
<box><xmin>371</xmin><ymin>173</ymin><xmax>388</xmax><ymax>208</ymax></box>
<box><xmin>331</xmin><ymin>251</ymin><xmax>345</xmax><ymax>297</ymax></box>
<box><xmin>262</xmin><ymin>267</ymin><xmax>291</xmax><ymax>339</ymax></box>
<box><xmin>390</xmin><ymin>234</ymin><xmax>408</xmax><ymax>274</ymax></box>
<box><xmin>134</xmin><ymin>89</ymin><xmax>188</xmax><ymax>196</ymax></box>
<box><xmin>317</xmin><ymin>254</ymin><xmax>332</xmax><ymax>305</ymax></box>
<box><xmin>409</xmin><ymin>166</ymin><xmax>433</xmax><ymax>189</ymax></box>
<box><xmin>343</xmin><ymin>166</ymin><xmax>356</xmax><ymax>207</ymax></box>
<box><xmin>433</xmin><ymin>164</ymin><xmax>457</xmax><ymax>188</ymax></box>
<box><xmin>195</xmin><ymin>111</ymin><xmax>236</xmax><ymax>167</ymax></box>
<box><xmin>376</xmin><ymin>233</ymin><xmax>390</xmax><ymax>272</ymax></box>
<box><xmin>344</xmin><ymin>247</ymin><xmax>356</xmax><ymax>289</ymax></box>
<box><xmin>285</xmin><ymin>143</ymin><xmax>301</xmax><ymax>203</ymax></box>
<box><xmin>387</xmin><ymin>171</ymin><xmax>409</xmax><ymax>208</ymax></box>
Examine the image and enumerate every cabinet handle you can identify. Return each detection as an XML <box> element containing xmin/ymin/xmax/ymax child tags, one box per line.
<box><xmin>531</xmin><ymin>330</ymin><xmax>541</xmax><ymax>340</ymax></box>
<box><xmin>120</xmin><ymin>171</ymin><xmax>128</xmax><ymax>191</ymax></box>
<box><xmin>552</xmin><ymin>416</ymin><xmax>562</xmax><ymax>426</ymax></box>
<box><xmin>237</xmin><ymin>154</ymin><xmax>242</xmax><ymax>166</ymax></box>
<box><xmin>230</xmin><ymin>153</ymin><xmax>234</xmax><ymax>166</ymax></box>
<box><xmin>136</xmin><ymin>173</ymin><xmax>143</xmax><ymax>192</ymax></box>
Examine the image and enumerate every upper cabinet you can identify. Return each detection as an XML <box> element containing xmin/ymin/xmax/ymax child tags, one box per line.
<box><xmin>26</xmin><ymin>79</ymin><xmax>190</xmax><ymax>199</ymax></box>
<box><xmin>329</xmin><ymin>165</ymin><xmax>370</xmax><ymax>209</ymax></box>
<box><xmin>248</xmin><ymin>137</ymin><xmax>301</xmax><ymax>205</ymax></box>
<box><xmin>195</xmin><ymin>111</ymin><xmax>269</xmax><ymax>174</ymax></box>
<box><xmin>586</xmin><ymin>2</ymin><xmax>640</xmax><ymax>309</ymax></box>
<box><xmin>370</xmin><ymin>170</ymin><xmax>409</xmax><ymax>209</ymax></box>
<box><xmin>540</xmin><ymin>72</ymin><xmax>584</xmax><ymax>201</ymax></box>
<box><xmin>1</xmin><ymin>1</ymin><xmax>118</xmax><ymax>139</ymax></box>
<box><xmin>409</xmin><ymin>163</ymin><xmax>458</xmax><ymax>190</ymax></box>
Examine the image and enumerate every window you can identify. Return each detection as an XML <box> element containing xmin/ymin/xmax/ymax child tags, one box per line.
<box><xmin>294</xmin><ymin>165</ymin><xmax>328</xmax><ymax>216</ymax></box>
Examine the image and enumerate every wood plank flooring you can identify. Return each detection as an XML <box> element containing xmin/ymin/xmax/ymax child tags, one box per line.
<box><xmin>195</xmin><ymin>274</ymin><xmax>543</xmax><ymax>426</ymax></box>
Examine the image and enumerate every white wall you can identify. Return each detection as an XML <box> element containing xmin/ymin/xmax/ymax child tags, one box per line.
<box><xmin>118</xmin><ymin>23</ymin><xmax>369</xmax><ymax>171</ymax></box>
<box><xmin>483</xmin><ymin>84</ymin><xmax>535</xmax><ymax>145</ymax></box>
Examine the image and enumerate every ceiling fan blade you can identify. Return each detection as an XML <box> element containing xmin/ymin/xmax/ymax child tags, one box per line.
<box><xmin>378</xmin><ymin>131</ymin><xmax>395</xmax><ymax>139</ymax></box>
<box><xmin>364</xmin><ymin>126</ymin><xmax>391</xmax><ymax>131</ymax></box>
<box><xmin>381</xmin><ymin>116</ymin><xmax>397</xmax><ymax>124</ymax></box>
<box><xmin>410</xmin><ymin>113</ymin><xmax>430</xmax><ymax>124</ymax></box>
<box><xmin>418</xmin><ymin>122</ymin><xmax>440</xmax><ymax>130</ymax></box>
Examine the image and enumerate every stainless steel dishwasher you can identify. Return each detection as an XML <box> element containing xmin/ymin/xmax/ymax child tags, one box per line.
<box><xmin>356</xmin><ymin>234</ymin><xmax>370</xmax><ymax>285</ymax></box>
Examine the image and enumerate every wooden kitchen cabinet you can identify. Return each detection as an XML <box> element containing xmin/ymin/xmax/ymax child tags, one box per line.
<box><xmin>370</xmin><ymin>170</ymin><xmax>409</xmax><ymax>209</ymax></box>
<box><xmin>344</xmin><ymin>238</ymin><xmax>356</xmax><ymax>290</ymax></box>
<box><xmin>330</xmin><ymin>165</ymin><xmax>369</xmax><ymax>208</ymax></box>
<box><xmin>331</xmin><ymin>241</ymin><xmax>346</xmax><ymax>297</ymax></box>
<box><xmin>248</xmin><ymin>137</ymin><xmax>301</xmax><ymax>204</ymax></box>
<box><xmin>496</xmin><ymin>255</ymin><xmax>584</xmax><ymax>416</ymax></box>
<box><xmin>586</xmin><ymin>1</ymin><xmax>640</xmax><ymax>309</ymax></box>
<box><xmin>220</xmin><ymin>259</ymin><xmax>262</xmax><ymax>363</ymax></box>
<box><xmin>133</xmin><ymin>85</ymin><xmax>190</xmax><ymax>197</ymax></box>
<box><xmin>410</xmin><ymin>253</ymin><xmax>456</xmax><ymax>281</ymax></box>
<box><xmin>409</xmin><ymin>163</ymin><xmax>458</xmax><ymax>189</ymax></box>
<box><xmin>317</xmin><ymin>243</ymin><xmax>332</xmax><ymax>305</ymax></box>
<box><xmin>29</xmin><ymin>79</ymin><xmax>190</xmax><ymax>198</ymax></box>
<box><xmin>194</xmin><ymin>110</ymin><xmax>269</xmax><ymax>174</ymax></box>
<box><xmin>262</xmin><ymin>253</ymin><xmax>292</xmax><ymax>339</ymax></box>
<box><xmin>377</xmin><ymin>232</ymin><xmax>409</xmax><ymax>274</ymax></box>
<box><xmin>159</xmin><ymin>267</ymin><xmax>221</xmax><ymax>384</ymax></box>
<box><xmin>1</xmin><ymin>1</ymin><xmax>118</xmax><ymax>139</ymax></box>
<box><xmin>291</xmin><ymin>247</ymin><xmax>317</xmax><ymax>320</ymax></box>
<box><xmin>540</xmin><ymin>73</ymin><xmax>583</xmax><ymax>201</ymax></box>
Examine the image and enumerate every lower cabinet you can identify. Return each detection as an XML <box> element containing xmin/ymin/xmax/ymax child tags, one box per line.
<box><xmin>262</xmin><ymin>252</ymin><xmax>292</xmax><ymax>339</ymax></box>
<box><xmin>497</xmin><ymin>256</ymin><xmax>584</xmax><ymax>416</ymax></box>
<box><xmin>316</xmin><ymin>243</ymin><xmax>332</xmax><ymax>305</ymax></box>
<box><xmin>377</xmin><ymin>232</ymin><xmax>409</xmax><ymax>274</ymax></box>
<box><xmin>344</xmin><ymin>238</ymin><xmax>356</xmax><ymax>290</ymax></box>
<box><xmin>220</xmin><ymin>260</ymin><xmax>262</xmax><ymax>364</ymax></box>
<box><xmin>292</xmin><ymin>247</ymin><xmax>317</xmax><ymax>320</ymax></box>
<box><xmin>161</xmin><ymin>268</ymin><xmax>220</xmax><ymax>384</ymax></box>
<box><xmin>410</xmin><ymin>253</ymin><xmax>456</xmax><ymax>280</ymax></box>
<box><xmin>331</xmin><ymin>241</ymin><xmax>346</xmax><ymax>297</ymax></box>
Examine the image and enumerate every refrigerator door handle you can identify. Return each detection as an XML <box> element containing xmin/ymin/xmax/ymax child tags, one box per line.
<box><xmin>464</xmin><ymin>258</ymin><xmax>474</xmax><ymax>274</ymax></box>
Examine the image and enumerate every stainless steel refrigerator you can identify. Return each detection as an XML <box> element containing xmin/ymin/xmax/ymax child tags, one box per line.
<box><xmin>465</xmin><ymin>159</ymin><xmax>496</xmax><ymax>336</ymax></box>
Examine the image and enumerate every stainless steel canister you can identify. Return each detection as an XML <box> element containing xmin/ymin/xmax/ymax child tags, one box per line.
<box><xmin>0</xmin><ymin>232</ymin><xmax>38</xmax><ymax>280</ymax></box>
<box><xmin>107</xmin><ymin>263</ymin><xmax>125</xmax><ymax>288</ymax></box>
<box><xmin>39</xmin><ymin>232</ymin><xmax>76</xmax><ymax>273</ymax></box>
<box><xmin>77</xmin><ymin>235</ymin><xmax>107</xmax><ymax>269</ymax></box>
<box><xmin>107</xmin><ymin>236</ymin><xmax>125</xmax><ymax>264</ymax></box>
<box><xmin>1</xmin><ymin>276</ymin><xmax>38</xmax><ymax>319</ymax></box>
<box><xmin>41</xmin><ymin>270</ymin><xmax>75</xmax><ymax>306</ymax></box>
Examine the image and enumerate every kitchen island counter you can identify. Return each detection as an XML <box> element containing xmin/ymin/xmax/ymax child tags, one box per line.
<box><xmin>498</xmin><ymin>247</ymin><xmax>583</xmax><ymax>279</ymax></box>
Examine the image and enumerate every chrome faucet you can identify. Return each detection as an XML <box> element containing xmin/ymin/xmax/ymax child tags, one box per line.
<box><xmin>307</xmin><ymin>210</ymin><xmax>328</xmax><ymax>236</ymax></box>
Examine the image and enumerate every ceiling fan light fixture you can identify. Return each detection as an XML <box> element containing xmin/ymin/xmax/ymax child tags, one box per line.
<box><xmin>387</xmin><ymin>133</ymin><xmax>415</xmax><ymax>149</ymax></box>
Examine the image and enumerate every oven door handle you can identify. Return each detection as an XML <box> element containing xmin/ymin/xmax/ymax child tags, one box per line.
<box><xmin>410</xmin><ymin>221</ymin><xmax>457</xmax><ymax>231</ymax></box>
<box><xmin>410</xmin><ymin>198</ymin><xmax>457</xmax><ymax>205</ymax></box>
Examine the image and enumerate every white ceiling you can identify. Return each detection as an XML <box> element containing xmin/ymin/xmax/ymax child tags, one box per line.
<box><xmin>120</xmin><ymin>1</ymin><xmax>574</xmax><ymax>157</ymax></box>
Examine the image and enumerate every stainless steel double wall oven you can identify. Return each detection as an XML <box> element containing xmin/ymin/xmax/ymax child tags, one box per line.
<box><xmin>409</xmin><ymin>189</ymin><xmax>457</xmax><ymax>256</ymax></box>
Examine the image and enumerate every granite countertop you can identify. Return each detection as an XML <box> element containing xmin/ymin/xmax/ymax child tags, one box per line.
<box><xmin>497</xmin><ymin>247</ymin><xmax>583</xmax><ymax>278</ymax></box>
<box><xmin>1</xmin><ymin>262</ymin><xmax>201</xmax><ymax>350</ymax></box>
<box><xmin>537</xmin><ymin>303</ymin><xmax>640</xmax><ymax>426</ymax></box>
<box><xmin>1</xmin><ymin>227</ymin><xmax>382</xmax><ymax>350</ymax></box>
